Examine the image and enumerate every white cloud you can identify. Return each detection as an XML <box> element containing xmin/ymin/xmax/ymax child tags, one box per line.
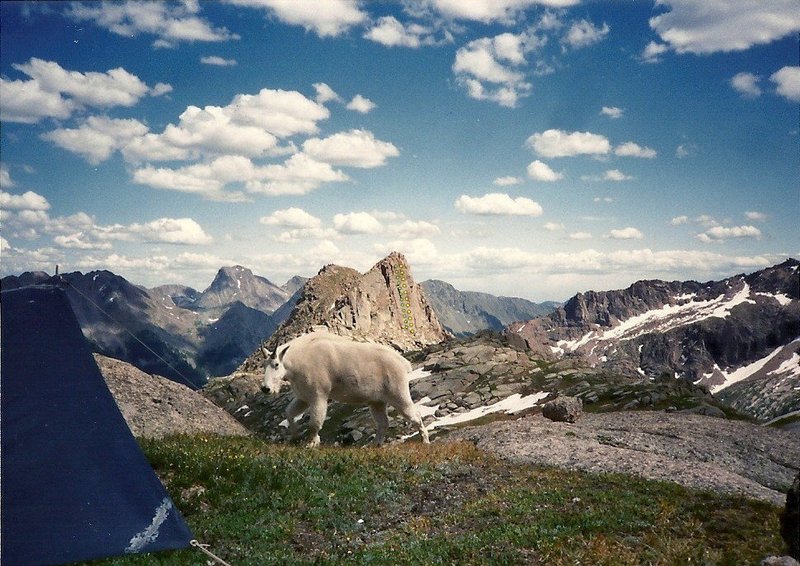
<box><xmin>493</xmin><ymin>175</ymin><xmax>523</xmax><ymax>186</ymax></box>
<box><xmin>527</xmin><ymin>160</ymin><xmax>563</xmax><ymax>181</ymax></box>
<box><xmin>0</xmin><ymin>190</ymin><xmax>50</xmax><ymax>211</ymax></box>
<box><xmin>201</xmin><ymin>55</ymin><xmax>238</xmax><ymax>66</ymax></box>
<box><xmin>600</xmin><ymin>106</ymin><xmax>623</xmax><ymax>119</ymax></box>
<box><xmin>424</xmin><ymin>0</ymin><xmax>579</xmax><ymax>23</ymax></box>
<box><xmin>0</xmin><ymin>58</ymin><xmax>162</xmax><ymax>123</ymax></box>
<box><xmin>543</xmin><ymin>222</ymin><xmax>564</xmax><ymax>231</ymax></box>
<box><xmin>453</xmin><ymin>33</ymin><xmax>533</xmax><ymax>107</ymax></box>
<box><xmin>770</xmin><ymin>66</ymin><xmax>800</xmax><ymax>102</ymax></box>
<box><xmin>127</xmin><ymin>218</ymin><xmax>213</xmax><ymax>245</ymax></box>
<box><xmin>744</xmin><ymin>211</ymin><xmax>768</xmax><ymax>222</ymax></box>
<box><xmin>302</xmin><ymin>129</ymin><xmax>399</xmax><ymax>168</ymax></box>
<box><xmin>389</xmin><ymin>219</ymin><xmax>441</xmax><ymax>238</ymax></box>
<box><xmin>54</xmin><ymin>232</ymin><xmax>113</xmax><ymax>250</ymax></box>
<box><xmin>641</xmin><ymin>41</ymin><xmax>668</xmax><ymax>63</ymax></box>
<box><xmin>649</xmin><ymin>1</ymin><xmax>800</xmax><ymax>55</ymax></box>
<box><xmin>150</xmin><ymin>82</ymin><xmax>173</xmax><ymax>96</ymax></box>
<box><xmin>133</xmin><ymin>153</ymin><xmax>348</xmax><ymax>200</ymax></box>
<box><xmin>670</xmin><ymin>215</ymin><xmax>689</xmax><ymax>225</ymax></box>
<box><xmin>260</xmin><ymin>207</ymin><xmax>322</xmax><ymax>229</ymax></box>
<box><xmin>675</xmin><ymin>143</ymin><xmax>697</xmax><ymax>158</ymax></box>
<box><xmin>68</xmin><ymin>1</ymin><xmax>236</xmax><ymax>46</ymax></box>
<box><xmin>364</xmin><ymin>16</ymin><xmax>438</xmax><ymax>48</ymax></box>
<box><xmin>226</xmin><ymin>0</ymin><xmax>367</xmax><ymax>37</ymax></box>
<box><xmin>42</xmin><ymin>116</ymin><xmax>149</xmax><ymax>165</ymax></box>
<box><xmin>563</xmin><ymin>19</ymin><xmax>609</xmax><ymax>49</ymax></box>
<box><xmin>569</xmin><ymin>231</ymin><xmax>593</xmax><ymax>240</ymax></box>
<box><xmin>122</xmin><ymin>87</ymin><xmax>330</xmax><ymax>163</ymax></box>
<box><xmin>730</xmin><ymin>72</ymin><xmax>762</xmax><ymax>98</ymax></box>
<box><xmin>603</xmin><ymin>169</ymin><xmax>633</xmax><ymax>181</ymax></box>
<box><xmin>606</xmin><ymin>227</ymin><xmax>644</xmax><ymax>240</ymax></box>
<box><xmin>697</xmin><ymin>225</ymin><xmax>762</xmax><ymax>243</ymax></box>
<box><xmin>333</xmin><ymin>211</ymin><xmax>383</xmax><ymax>234</ymax></box>
<box><xmin>614</xmin><ymin>141</ymin><xmax>657</xmax><ymax>159</ymax></box>
<box><xmin>455</xmin><ymin>193</ymin><xmax>543</xmax><ymax>216</ymax></box>
<box><xmin>0</xmin><ymin>165</ymin><xmax>16</xmax><ymax>189</ymax></box>
<box><xmin>527</xmin><ymin>129</ymin><xmax>611</xmax><ymax>158</ymax></box>
<box><xmin>313</xmin><ymin>82</ymin><xmax>341</xmax><ymax>103</ymax></box>
<box><xmin>346</xmin><ymin>94</ymin><xmax>376</xmax><ymax>114</ymax></box>
<box><xmin>374</xmin><ymin>238</ymin><xmax>439</xmax><ymax>265</ymax></box>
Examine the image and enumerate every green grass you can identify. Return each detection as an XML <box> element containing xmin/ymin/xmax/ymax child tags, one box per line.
<box><xmin>89</xmin><ymin>436</ymin><xmax>785</xmax><ymax>565</ymax></box>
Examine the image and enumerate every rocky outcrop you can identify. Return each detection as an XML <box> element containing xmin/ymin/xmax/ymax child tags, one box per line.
<box><xmin>447</xmin><ymin>411</ymin><xmax>800</xmax><ymax>506</ymax></box>
<box><xmin>237</xmin><ymin>252</ymin><xmax>448</xmax><ymax>373</ymax></box>
<box><xmin>96</xmin><ymin>354</ymin><xmax>249</xmax><ymax>439</ymax></box>
<box><xmin>783</xmin><ymin>472</ymin><xmax>800</xmax><ymax>559</ymax></box>
<box><xmin>542</xmin><ymin>396</ymin><xmax>583</xmax><ymax>422</ymax></box>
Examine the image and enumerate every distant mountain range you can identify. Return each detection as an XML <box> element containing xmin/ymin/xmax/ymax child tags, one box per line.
<box><xmin>421</xmin><ymin>279</ymin><xmax>558</xmax><ymax>337</ymax></box>
<box><xmin>506</xmin><ymin>259</ymin><xmax>800</xmax><ymax>421</ymax></box>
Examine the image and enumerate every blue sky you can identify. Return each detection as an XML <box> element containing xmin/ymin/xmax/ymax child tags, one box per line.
<box><xmin>1</xmin><ymin>0</ymin><xmax>798</xmax><ymax>301</ymax></box>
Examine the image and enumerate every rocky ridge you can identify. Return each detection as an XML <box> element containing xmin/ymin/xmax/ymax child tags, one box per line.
<box><xmin>506</xmin><ymin>260</ymin><xmax>800</xmax><ymax>421</ymax></box>
<box><xmin>236</xmin><ymin>252</ymin><xmax>447</xmax><ymax>373</ymax></box>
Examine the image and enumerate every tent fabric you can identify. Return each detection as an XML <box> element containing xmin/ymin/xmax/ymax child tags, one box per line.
<box><xmin>1</xmin><ymin>286</ymin><xmax>194</xmax><ymax>565</ymax></box>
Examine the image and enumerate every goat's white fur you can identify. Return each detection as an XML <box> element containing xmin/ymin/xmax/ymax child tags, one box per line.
<box><xmin>263</xmin><ymin>332</ymin><xmax>429</xmax><ymax>447</ymax></box>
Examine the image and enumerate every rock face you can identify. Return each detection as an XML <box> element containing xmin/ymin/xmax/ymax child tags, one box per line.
<box><xmin>195</xmin><ymin>265</ymin><xmax>289</xmax><ymax>314</ymax></box>
<box><xmin>237</xmin><ymin>252</ymin><xmax>448</xmax><ymax>373</ymax></box>
<box><xmin>96</xmin><ymin>354</ymin><xmax>249</xmax><ymax>439</ymax></box>
<box><xmin>506</xmin><ymin>260</ymin><xmax>800</xmax><ymax>421</ymax></box>
<box><xmin>542</xmin><ymin>396</ymin><xmax>583</xmax><ymax>423</ymax></box>
<box><xmin>421</xmin><ymin>279</ymin><xmax>557</xmax><ymax>337</ymax></box>
<box><xmin>447</xmin><ymin>411</ymin><xmax>800</xmax><ymax>506</ymax></box>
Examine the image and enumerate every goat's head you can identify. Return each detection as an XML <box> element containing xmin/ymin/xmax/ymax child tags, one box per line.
<box><xmin>261</xmin><ymin>344</ymin><xmax>289</xmax><ymax>395</ymax></box>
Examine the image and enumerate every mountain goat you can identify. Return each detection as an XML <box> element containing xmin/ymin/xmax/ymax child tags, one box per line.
<box><xmin>262</xmin><ymin>332</ymin><xmax>429</xmax><ymax>447</ymax></box>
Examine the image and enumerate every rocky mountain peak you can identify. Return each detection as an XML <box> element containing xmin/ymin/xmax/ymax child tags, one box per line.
<box><xmin>196</xmin><ymin>265</ymin><xmax>289</xmax><ymax>313</ymax></box>
<box><xmin>238</xmin><ymin>252</ymin><xmax>448</xmax><ymax>373</ymax></box>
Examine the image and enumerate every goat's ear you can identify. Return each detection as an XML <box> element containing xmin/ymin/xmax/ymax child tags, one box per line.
<box><xmin>277</xmin><ymin>344</ymin><xmax>290</xmax><ymax>363</ymax></box>
<box><xmin>262</xmin><ymin>347</ymin><xmax>273</xmax><ymax>358</ymax></box>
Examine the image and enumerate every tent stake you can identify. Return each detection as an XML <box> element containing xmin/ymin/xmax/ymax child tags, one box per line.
<box><xmin>191</xmin><ymin>540</ymin><xmax>233</xmax><ymax>566</ymax></box>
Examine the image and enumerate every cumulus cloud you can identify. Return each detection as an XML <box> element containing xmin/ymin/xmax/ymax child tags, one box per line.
<box><xmin>649</xmin><ymin>1</ymin><xmax>800</xmax><ymax>55</ymax></box>
<box><xmin>42</xmin><ymin>116</ymin><xmax>149</xmax><ymax>165</ymax></box>
<box><xmin>0</xmin><ymin>190</ymin><xmax>50</xmax><ymax>211</ymax></box>
<box><xmin>543</xmin><ymin>222</ymin><xmax>564</xmax><ymax>231</ymax></box>
<box><xmin>614</xmin><ymin>141</ymin><xmax>657</xmax><ymax>158</ymax></box>
<box><xmin>453</xmin><ymin>33</ymin><xmax>533</xmax><ymax>107</ymax></box>
<box><xmin>333</xmin><ymin>211</ymin><xmax>383</xmax><ymax>234</ymax></box>
<box><xmin>0</xmin><ymin>58</ymin><xmax>164</xmax><ymax>123</ymax></box>
<box><xmin>670</xmin><ymin>215</ymin><xmax>689</xmax><ymax>225</ymax></box>
<box><xmin>0</xmin><ymin>165</ymin><xmax>16</xmax><ymax>189</ymax></box>
<box><xmin>606</xmin><ymin>227</ymin><xmax>644</xmax><ymax>240</ymax></box>
<box><xmin>364</xmin><ymin>16</ymin><xmax>438</xmax><ymax>48</ymax></box>
<box><xmin>603</xmin><ymin>169</ymin><xmax>633</xmax><ymax>181</ymax></box>
<box><xmin>133</xmin><ymin>153</ymin><xmax>348</xmax><ymax>200</ymax></box>
<box><xmin>226</xmin><ymin>0</ymin><xmax>367</xmax><ymax>37</ymax></box>
<box><xmin>455</xmin><ymin>193</ymin><xmax>543</xmax><ymax>216</ymax></box>
<box><xmin>302</xmin><ymin>129</ymin><xmax>399</xmax><ymax>168</ymax></box>
<box><xmin>68</xmin><ymin>1</ymin><xmax>237</xmax><ymax>47</ymax></box>
<box><xmin>569</xmin><ymin>231</ymin><xmax>593</xmax><ymax>240</ymax></box>
<box><xmin>493</xmin><ymin>175</ymin><xmax>522</xmax><ymax>186</ymax></box>
<box><xmin>423</xmin><ymin>0</ymin><xmax>579</xmax><ymax>23</ymax></box>
<box><xmin>562</xmin><ymin>19</ymin><xmax>609</xmax><ymax>49</ymax></box>
<box><xmin>313</xmin><ymin>82</ymin><xmax>341</xmax><ymax>104</ymax></box>
<box><xmin>260</xmin><ymin>207</ymin><xmax>322</xmax><ymax>229</ymax></box>
<box><xmin>641</xmin><ymin>41</ymin><xmax>668</xmax><ymax>64</ymax></box>
<box><xmin>730</xmin><ymin>72</ymin><xmax>761</xmax><ymax>98</ymax></box>
<box><xmin>600</xmin><ymin>106</ymin><xmax>623</xmax><ymax>119</ymax></box>
<box><xmin>201</xmin><ymin>55</ymin><xmax>237</xmax><ymax>66</ymax></box>
<box><xmin>127</xmin><ymin>217</ymin><xmax>214</xmax><ymax>245</ymax></box>
<box><xmin>527</xmin><ymin>129</ymin><xmax>610</xmax><ymax>158</ymax></box>
<box><xmin>697</xmin><ymin>225</ymin><xmax>762</xmax><ymax>243</ymax></box>
<box><xmin>770</xmin><ymin>66</ymin><xmax>800</xmax><ymax>102</ymax></box>
<box><xmin>527</xmin><ymin>160</ymin><xmax>563</xmax><ymax>181</ymax></box>
<box><xmin>346</xmin><ymin>94</ymin><xmax>376</xmax><ymax>114</ymax></box>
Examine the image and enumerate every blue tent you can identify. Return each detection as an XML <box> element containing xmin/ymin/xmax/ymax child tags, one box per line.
<box><xmin>1</xmin><ymin>286</ymin><xmax>194</xmax><ymax>564</ymax></box>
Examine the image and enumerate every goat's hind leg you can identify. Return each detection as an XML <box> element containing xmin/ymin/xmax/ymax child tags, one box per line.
<box><xmin>305</xmin><ymin>397</ymin><xmax>328</xmax><ymax>448</ymax></box>
<box><xmin>369</xmin><ymin>402</ymin><xmax>389</xmax><ymax>446</ymax></box>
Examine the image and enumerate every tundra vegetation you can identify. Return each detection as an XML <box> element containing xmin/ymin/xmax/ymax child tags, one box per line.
<box><xmin>87</xmin><ymin>436</ymin><xmax>785</xmax><ymax>565</ymax></box>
